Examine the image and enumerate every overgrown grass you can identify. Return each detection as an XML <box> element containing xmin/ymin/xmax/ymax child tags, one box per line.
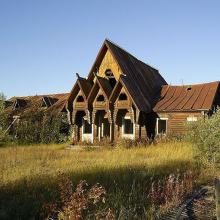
<box><xmin>0</xmin><ymin>142</ymin><xmax>215</xmax><ymax>219</ymax></box>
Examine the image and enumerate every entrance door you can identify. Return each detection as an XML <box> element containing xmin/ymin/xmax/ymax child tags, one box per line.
<box><xmin>98</xmin><ymin>116</ymin><xmax>110</xmax><ymax>140</ymax></box>
<box><xmin>82</xmin><ymin>118</ymin><xmax>93</xmax><ymax>143</ymax></box>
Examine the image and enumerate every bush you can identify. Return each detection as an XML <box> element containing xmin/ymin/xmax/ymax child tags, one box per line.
<box><xmin>43</xmin><ymin>172</ymin><xmax>116</xmax><ymax>220</ymax></box>
<box><xmin>1</xmin><ymin>100</ymin><xmax>69</xmax><ymax>145</ymax></box>
<box><xmin>185</xmin><ymin>109</ymin><xmax>220</xmax><ymax>163</ymax></box>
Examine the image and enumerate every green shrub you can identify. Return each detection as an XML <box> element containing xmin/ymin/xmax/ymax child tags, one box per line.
<box><xmin>185</xmin><ymin>109</ymin><xmax>220</xmax><ymax>163</ymax></box>
<box><xmin>1</xmin><ymin>100</ymin><xmax>69</xmax><ymax>145</ymax></box>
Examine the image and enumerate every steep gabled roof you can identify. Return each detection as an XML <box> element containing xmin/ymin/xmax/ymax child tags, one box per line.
<box><xmin>106</xmin><ymin>39</ymin><xmax>167</xmax><ymax>112</ymax></box>
<box><xmin>78</xmin><ymin>76</ymin><xmax>93</xmax><ymax>98</ymax></box>
<box><xmin>96</xmin><ymin>76</ymin><xmax>113</xmax><ymax>98</ymax></box>
<box><xmin>62</xmin><ymin>75</ymin><xmax>92</xmax><ymax>111</ymax></box>
<box><xmin>87</xmin><ymin>76</ymin><xmax>112</xmax><ymax>104</ymax></box>
<box><xmin>153</xmin><ymin>81</ymin><xmax>220</xmax><ymax>111</ymax></box>
<box><xmin>87</xmin><ymin>39</ymin><xmax>167</xmax><ymax>112</ymax></box>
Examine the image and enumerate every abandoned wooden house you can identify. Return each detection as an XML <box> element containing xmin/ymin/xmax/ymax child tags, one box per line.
<box><xmin>153</xmin><ymin>81</ymin><xmax>220</xmax><ymax>134</ymax></box>
<box><xmin>61</xmin><ymin>39</ymin><xmax>220</xmax><ymax>143</ymax></box>
<box><xmin>6</xmin><ymin>93</ymin><xmax>69</xmax><ymax>119</ymax></box>
<box><xmin>6</xmin><ymin>39</ymin><xmax>220</xmax><ymax>142</ymax></box>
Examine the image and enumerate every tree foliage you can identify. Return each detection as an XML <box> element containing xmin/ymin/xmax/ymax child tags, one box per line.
<box><xmin>0</xmin><ymin>92</ymin><xmax>6</xmax><ymax>112</ymax></box>
<box><xmin>0</xmin><ymin>93</ymin><xmax>10</xmax><ymax>141</ymax></box>
<box><xmin>185</xmin><ymin>109</ymin><xmax>220</xmax><ymax>163</ymax></box>
<box><xmin>1</xmin><ymin>97</ymin><xmax>69</xmax><ymax>144</ymax></box>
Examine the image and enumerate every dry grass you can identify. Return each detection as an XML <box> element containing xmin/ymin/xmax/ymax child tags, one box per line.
<box><xmin>0</xmin><ymin>142</ymin><xmax>212</xmax><ymax>219</ymax></box>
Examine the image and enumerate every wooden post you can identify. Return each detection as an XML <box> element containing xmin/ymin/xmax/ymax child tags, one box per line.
<box><xmin>215</xmin><ymin>178</ymin><xmax>220</xmax><ymax>220</ymax></box>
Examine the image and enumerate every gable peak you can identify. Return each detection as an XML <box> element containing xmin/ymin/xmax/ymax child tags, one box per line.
<box><xmin>105</xmin><ymin>38</ymin><xmax>159</xmax><ymax>71</ymax></box>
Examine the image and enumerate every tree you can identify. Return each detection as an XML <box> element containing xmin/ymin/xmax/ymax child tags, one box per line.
<box><xmin>0</xmin><ymin>92</ymin><xmax>10</xmax><ymax>141</ymax></box>
<box><xmin>185</xmin><ymin>109</ymin><xmax>220</xmax><ymax>164</ymax></box>
<box><xmin>12</xmin><ymin>99</ymin><xmax>69</xmax><ymax>144</ymax></box>
<box><xmin>0</xmin><ymin>92</ymin><xmax>6</xmax><ymax>112</ymax></box>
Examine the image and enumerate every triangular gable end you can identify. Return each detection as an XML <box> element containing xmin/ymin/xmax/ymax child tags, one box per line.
<box><xmin>109</xmin><ymin>78</ymin><xmax>139</xmax><ymax>111</ymax></box>
<box><xmin>12</xmin><ymin>99</ymin><xmax>28</xmax><ymax>110</ymax></box>
<box><xmin>41</xmin><ymin>97</ymin><xmax>59</xmax><ymax>108</ymax></box>
<box><xmin>87</xmin><ymin>39</ymin><xmax>125</xmax><ymax>83</ymax></box>
<box><xmin>87</xmin><ymin>81</ymin><xmax>103</xmax><ymax>105</ymax></box>
<box><xmin>61</xmin><ymin>77</ymin><xmax>92</xmax><ymax>112</ymax></box>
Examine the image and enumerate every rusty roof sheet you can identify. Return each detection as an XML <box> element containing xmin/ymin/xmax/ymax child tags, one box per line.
<box><xmin>7</xmin><ymin>93</ymin><xmax>69</xmax><ymax>114</ymax></box>
<box><xmin>105</xmin><ymin>39</ymin><xmax>167</xmax><ymax>112</ymax></box>
<box><xmin>153</xmin><ymin>81</ymin><xmax>220</xmax><ymax>111</ymax></box>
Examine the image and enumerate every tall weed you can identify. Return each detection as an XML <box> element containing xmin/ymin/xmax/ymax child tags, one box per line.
<box><xmin>0</xmin><ymin>142</ymin><xmax>207</xmax><ymax>219</ymax></box>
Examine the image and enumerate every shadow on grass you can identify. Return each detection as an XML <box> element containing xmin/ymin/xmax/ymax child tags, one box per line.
<box><xmin>0</xmin><ymin>142</ymin><xmax>6</xmax><ymax>148</ymax></box>
<box><xmin>0</xmin><ymin>160</ymin><xmax>200</xmax><ymax>220</ymax></box>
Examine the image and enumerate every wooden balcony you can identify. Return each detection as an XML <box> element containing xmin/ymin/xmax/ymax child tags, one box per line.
<box><xmin>73</xmin><ymin>102</ymin><xmax>86</xmax><ymax>109</ymax></box>
<box><xmin>94</xmin><ymin>101</ymin><xmax>107</xmax><ymax>109</ymax></box>
<box><xmin>116</xmin><ymin>100</ymin><xmax>131</xmax><ymax>108</ymax></box>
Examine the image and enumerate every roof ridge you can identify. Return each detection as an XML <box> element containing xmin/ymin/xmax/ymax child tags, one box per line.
<box><xmin>7</xmin><ymin>93</ymin><xmax>69</xmax><ymax>101</ymax></box>
<box><xmin>105</xmin><ymin>38</ymin><xmax>159</xmax><ymax>71</ymax></box>
<box><xmin>162</xmin><ymin>81</ymin><xmax>220</xmax><ymax>87</ymax></box>
<box><xmin>105</xmin><ymin>38</ymin><xmax>134</xmax><ymax>57</ymax></box>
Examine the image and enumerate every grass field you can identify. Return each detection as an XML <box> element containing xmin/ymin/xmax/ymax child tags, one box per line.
<box><xmin>0</xmin><ymin>142</ymin><xmax>216</xmax><ymax>219</ymax></box>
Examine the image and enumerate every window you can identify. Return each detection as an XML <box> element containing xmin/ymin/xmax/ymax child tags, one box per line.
<box><xmin>119</xmin><ymin>93</ymin><xmax>127</xmax><ymax>101</ymax></box>
<box><xmin>97</xmin><ymin>95</ymin><xmax>105</xmax><ymax>102</ymax></box>
<box><xmin>105</xmin><ymin>69</ymin><xmax>114</xmax><ymax>77</ymax></box>
<box><xmin>13</xmin><ymin>102</ymin><xmax>19</xmax><ymax>109</ymax></box>
<box><xmin>41</xmin><ymin>100</ymin><xmax>47</xmax><ymax>107</ymax></box>
<box><xmin>124</xmin><ymin>119</ymin><xmax>133</xmax><ymax>134</ymax></box>
<box><xmin>77</xmin><ymin>95</ymin><xmax>84</xmax><ymax>102</ymax></box>
<box><xmin>187</xmin><ymin>116</ymin><xmax>197</xmax><ymax>121</ymax></box>
<box><xmin>83</xmin><ymin>119</ymin><xmax>92</xmax><ymax>134</ymax></box>
<box><xmin>157</xmin><ymin>118</ymin><xmax>168</xmax><ymax>134</ymax></box>
<box><xmin>105</xmin><ymin>69</ymin><xmax>116</xmax><ymax>89</ymax></box>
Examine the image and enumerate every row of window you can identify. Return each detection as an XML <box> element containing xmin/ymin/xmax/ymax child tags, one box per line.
<box><xmin>83</xmin><ymin>118</ymin><xmax>169</xmax><ymax>136</ymax></box>
<box><xmin>83</xmin><ymin>118</ymin><xmax>133</xmax><ymax>135</ymax></box>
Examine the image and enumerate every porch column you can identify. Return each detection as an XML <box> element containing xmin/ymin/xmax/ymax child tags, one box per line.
<box><xmin>110</xmin><ymin>122</ymin><xmax>113</xmax><ymax>143</ymax></box>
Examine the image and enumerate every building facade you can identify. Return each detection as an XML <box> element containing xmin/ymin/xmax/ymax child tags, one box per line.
<box><xmin>7</xmin><ymin>39</ymin><xmax>220</xmax><ymax>142</ymax></box>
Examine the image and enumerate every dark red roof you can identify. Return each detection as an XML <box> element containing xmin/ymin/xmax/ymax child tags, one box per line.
<box><xmin>153</xmin><ymin>81</ymin><xmax>220</xmax><ymax>111</ymax></box>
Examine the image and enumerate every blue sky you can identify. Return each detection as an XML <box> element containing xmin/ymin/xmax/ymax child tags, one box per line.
<box><xmin>1</xmin><ymin>0</ymin><xmax>220</xmax><ymax>99</ymax></box>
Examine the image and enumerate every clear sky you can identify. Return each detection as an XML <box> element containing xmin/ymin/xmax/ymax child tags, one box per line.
<box><xmin>1</xmin><ymin>0</ymin><xmax>220</xmax><ymax>99</ymax></box>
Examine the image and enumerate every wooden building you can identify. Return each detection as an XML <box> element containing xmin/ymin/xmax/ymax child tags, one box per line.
<box><xmin>6</xmin><ymin>39</ymin><xmax>220</xmax><ymax>142</ymax></box>
<box><xmin>6</xmin><ymin>93</ymin><xmax>69</xmax><ymax>118</ymax></box>
<box><xmin>62</xmin><ymin>39</ymin><xmax>220</xmax><ymax>142</ymax></box>
<box><xmin>153</xmin><ymin>81</ymin><xmax>220</xmax><ymax>134</ymax></box>
<box><xmin>62</xmin><ymin>39</ymin><xmax>167</xmax><ymax>143</ymax></box>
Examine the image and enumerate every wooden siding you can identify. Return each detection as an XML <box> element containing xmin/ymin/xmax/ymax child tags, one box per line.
<box><xmin>73</xmin><ymin>90</ymin><xmax>86</xmax><ymax>109</ymax></box>
<box><xmin>115</xmin><ymin>87</ymin><xmax>132</xmax><ymax>109</ymax></box>
<box><xmin>96</xmin><ymin>49</ymin><xmax>121</xmax><ymax>81</ymax></box>
<box><xmin>157</xmin><ymin>112</ymin><xmax>203</xmax><ymax>133</ymax></box>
